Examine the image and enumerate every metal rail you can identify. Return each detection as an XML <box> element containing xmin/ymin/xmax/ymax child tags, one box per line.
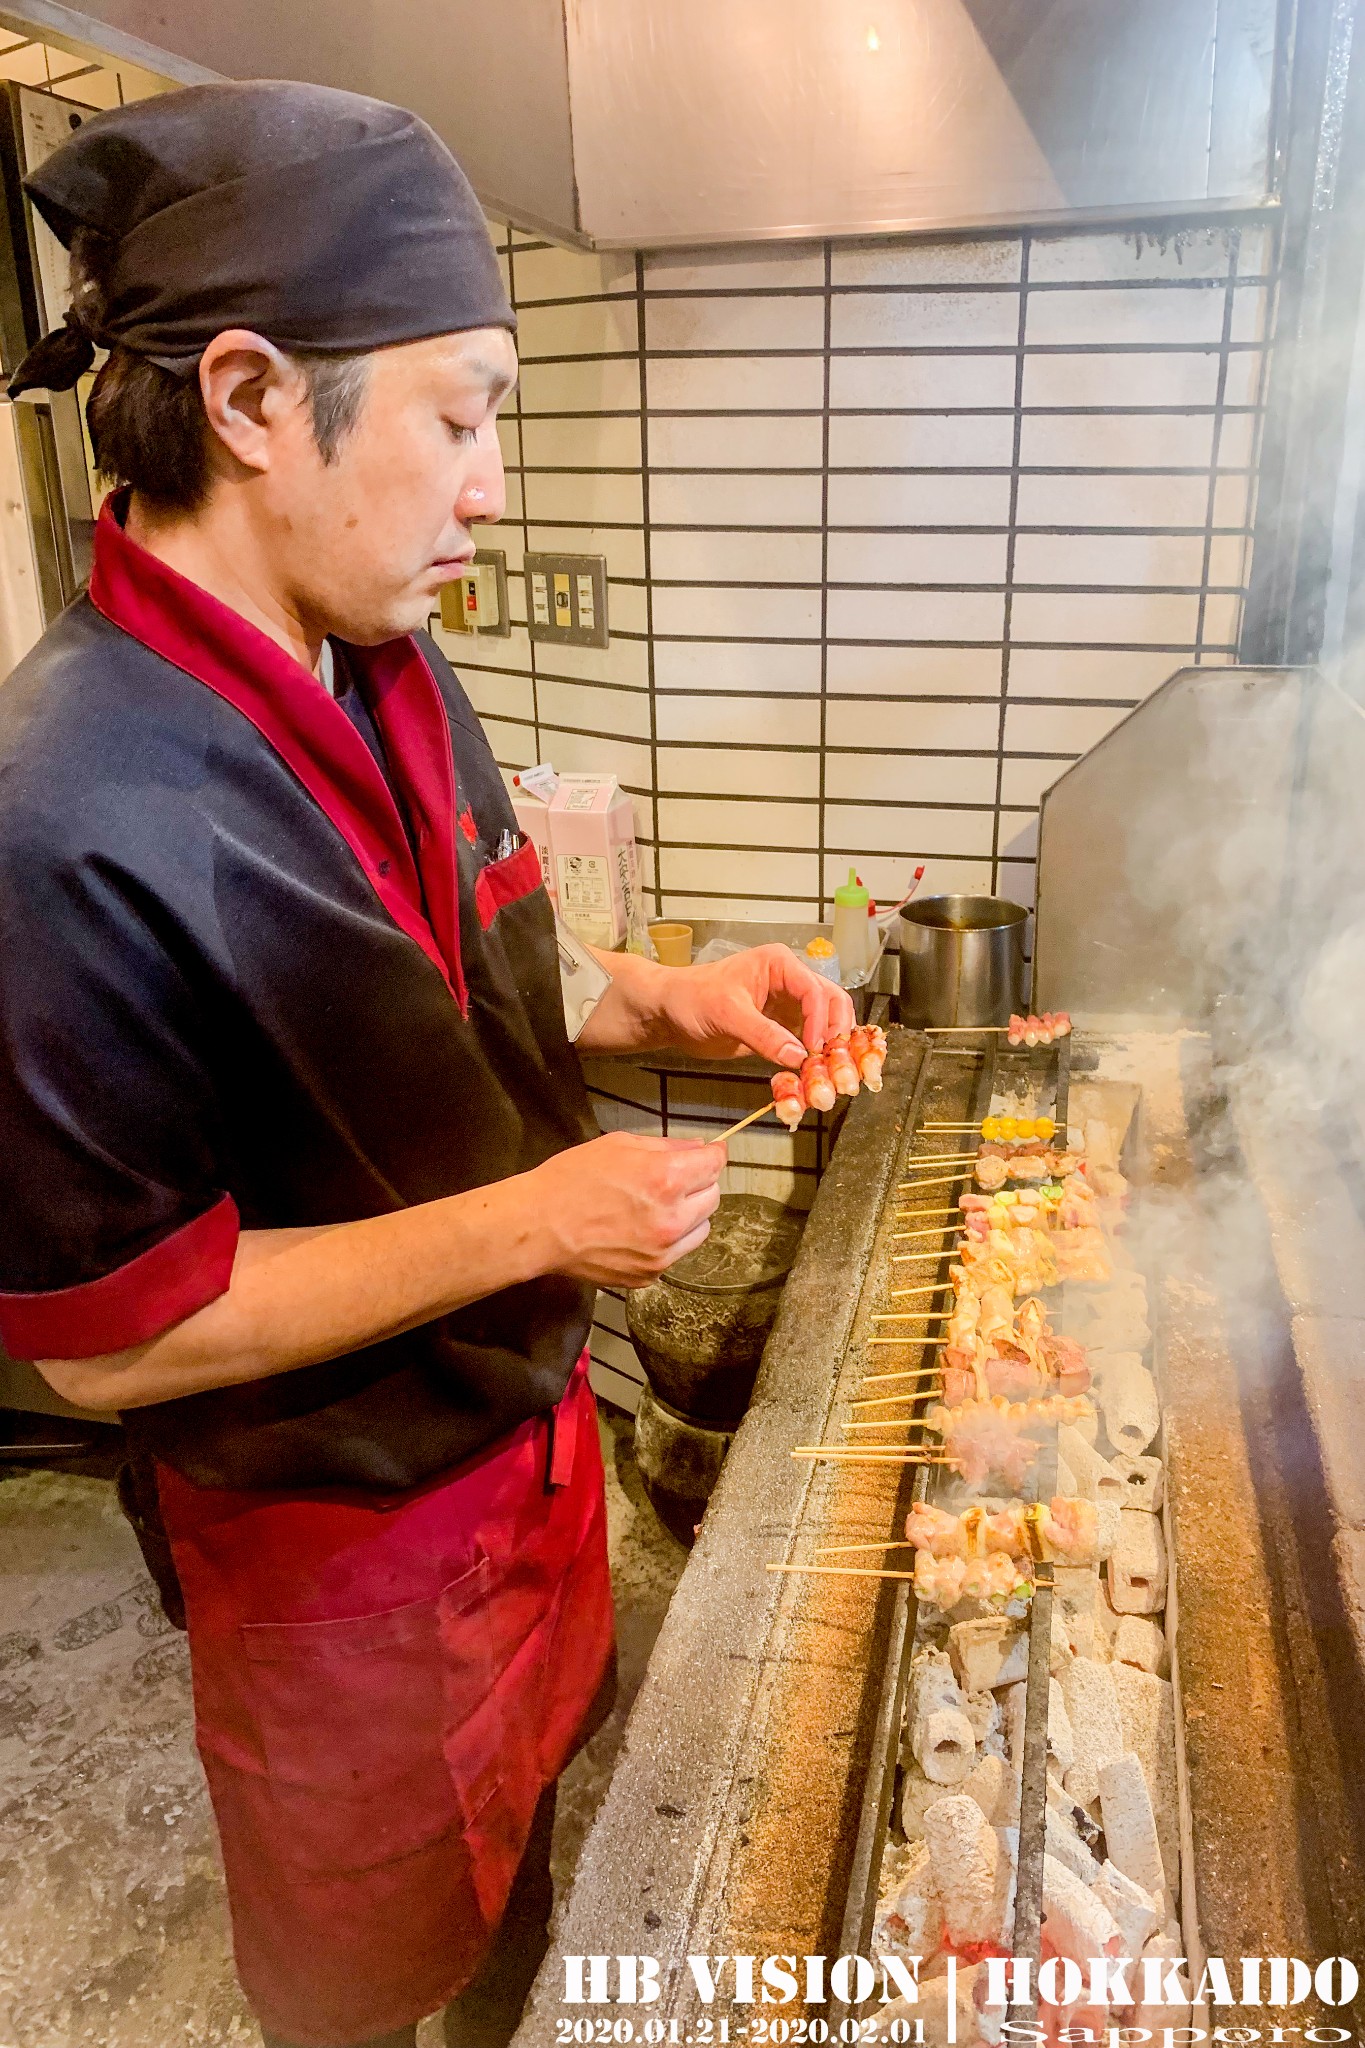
<box><xmin>837</xmin><ymin>1030</ymin><xmax>1073</xmax><ymax>2006</ymax></box>
<box><xmin>1010</xmin><ymin>1034</ymin><xmax>1071</xmax><ymax>2013</ymax></box>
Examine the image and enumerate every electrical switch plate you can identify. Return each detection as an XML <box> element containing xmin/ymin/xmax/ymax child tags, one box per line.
<box><xmin>437</xmin><ymin>548</ymin><xmax>510</xmax><ymax>636</ymax></box>
<box><xmin>524</xmin><ymin>552</ymin><xmax>609</xmax><ymax>649</ymax></box>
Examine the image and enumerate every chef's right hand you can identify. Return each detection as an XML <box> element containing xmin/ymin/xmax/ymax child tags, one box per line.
<box><xmin>533</xmin><ymin>1131</ymin><xmax>725</xmax><ymax>1287</ymax></box>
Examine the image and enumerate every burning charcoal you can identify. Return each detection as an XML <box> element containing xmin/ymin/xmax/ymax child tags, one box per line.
<box><xmin>1112</xmin><ymin>1663</ymin><xmax>1180</xmax><ymax>1888</ymax></box>
<box><xmin>1112</xmin><ymin>1452</ymin><xmax>1164</xmax><ymax>1511</ymax></box>
<box><xmin>1093</xmin><ymin>1353</ymin><xmax>1161</xmax><ymax>1455</ymax></box>
<box><xmin>1113</xmin><ymin>1614</ymin><xmax>1169</xmax><ymax>1677</ymax></box>
<box><xmin>1097</xmin><ymin>1751</ymin><xmax>1167</xmax><ymax>1897</ymax></box>
<box><xmin>1107</xmin><ymin>1509</ymin><xmax>1168</xmax><ymax>1615</ymax></box>
<box><xmin>1061</xmin><ymin>1656</ymin><xmax>1125</xmax><ymax>1807</ymax></box>
<box><xmin>1058</xmin><ymin>1423</ymin><xmax>1128</xmax><ymax>1506</ymax></box>
<box><xmin>948</xmin><ymin>1615</ymin><xmax>1028</xmax><ymax>1694</ymax></box>
<box><xmin>881</xmin><ymin>1963</ymin><xmax>982</xmax><ymax>2048</ymax></box>
<box><xmin>921</xmin><ymin>1796</ymin><xmax>1014</xmax><ymax>1946</ymax></box>
<box><xmin>908</xmin><ymin>1650</ymin><xmax>978</xmax><ymax>1786</ymax></box>
<box><xmin>1047</xmin><ymin>1774</ymin><xmax>1104</xmax><ymax>1853</ymax></box>
<box><xmin>1041</xmin><ymin>1853</ymin><xmax>1122</xmax><ymax>1967</ymax></box>
<box><xmin>1002</xmin><ymin>1676</ymin><xmax>1073</xmax><ymax>1775</ymax></box>
<box><xmin>1092</xmin><ymin>1859</ymin><xmax>1162</xmax><ymax>1954</ymax></box>
<box><xmin>874</xmin><ymin>1838</ymin><xmax>944</xmax><ymax>1958</ymax></box>
<box><xmin>962</xmin><ymin>1689</ymin><xmax>1000</xmax><ymax>1747</ymax></box>
<box><xmin>956</xmin><ymin>1751</ymin><xmax>1020</xmax><ymax>1828</ymax></box>
<box><xmin>1045</xmin><ymin>1810</ymin><xmax>1101</xmax><ymax>1885</ymax></box>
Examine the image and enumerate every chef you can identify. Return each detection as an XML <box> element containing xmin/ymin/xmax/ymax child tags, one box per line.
<box><xmin>0</xmin><ymin>82</ymin><xmax>854</xmax><ymax>2048</ymax></box>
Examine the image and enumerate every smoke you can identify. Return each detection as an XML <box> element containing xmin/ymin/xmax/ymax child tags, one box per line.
<box><xmin>1059</xmin><ymin>657</ymin><xmax>1365</xmax><ymax>1126</ymax></box>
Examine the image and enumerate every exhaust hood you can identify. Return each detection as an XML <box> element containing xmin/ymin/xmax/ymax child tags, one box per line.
<box><xmin>7</xmin><ymin>0</ymin><xmax>1279</xmax><ymax>246</ymax></box>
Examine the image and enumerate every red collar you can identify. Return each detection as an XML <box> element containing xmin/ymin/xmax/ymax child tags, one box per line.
<box><xmin>88</xmin><ymin>493</ymin><xmax>466</xmax><ymax>1015</ymax></box>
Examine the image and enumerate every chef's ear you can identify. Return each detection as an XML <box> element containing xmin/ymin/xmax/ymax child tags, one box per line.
<box><xmin>197</xmin><ymin>329</ymin><xmax>303</xmax><ymax>477</ymax></box>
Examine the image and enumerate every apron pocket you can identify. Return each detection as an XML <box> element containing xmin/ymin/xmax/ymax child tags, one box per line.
<box><xmin>473</xmin><ymin>838</ymin><xmax>543</xmax><ymax>930</ymax></box>
<box><xmin>241</xmin><ymin>1559</ymin><xmax>498</xmax><ymax>1877</ymax></box>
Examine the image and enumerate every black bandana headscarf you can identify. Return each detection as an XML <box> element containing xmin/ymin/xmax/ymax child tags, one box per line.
<box><xmin>6</xmin><ymin>79</ymin><xmax>514</xmax><ymax>399</ymax></box>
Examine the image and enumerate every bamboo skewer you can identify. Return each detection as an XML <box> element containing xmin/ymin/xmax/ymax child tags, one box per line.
<box><xmin>860</xmin><ymin>1365</ymin><xmax>945</xmax><ymax>1383</ymax></box>
<box><xmin>843</xmin><ymin>1420</ymin><xmax>935</xmax><ymax>1433</ymax></box>
<box><xmin>866</xmin><ymin>1331</ymin><xmax>948</xmax><ymax>1345</ymax></box>
<box><xmin>888</xmin><ymin>1281</ymin><xmax>954</xmax><ymax>1299</ymax></box>
<box><xmin>791</xmin><ymin>1448</ymin><xmax>953</xmax><ymax>1464</ymax></box>
<box><xmin>816</xmin><ymin>1539</ymin><xmax>917</xmax><ymax>1556</ymax></box>
<box><xmin>768</xmin><ymin>1562</ymin><xmax>918</xmax><ymax>1581</ymax></box>
<box><xmin>897</xmin><ymin>1152</ymin><xmax>979</xmax><ymax>1167</ymax></box>
<box><xmin>851</xmin><ymin>1385</ymin><xmax>941</xmax><ymax>1406</ymax></box>
<box><xmin>717</xmin><ymin>1100</ymin><xmax>777</xmax><ymax>1143</ymax></box>
<box><xmin>924</xmin><ymin>1025</ymin><xmax>1016</xmax><ymax>1033</ymax></box>
<box><xmin>895</xmin><ymin>1172</ymin><xmax>976</xmax><ymax>1194</ymax></box>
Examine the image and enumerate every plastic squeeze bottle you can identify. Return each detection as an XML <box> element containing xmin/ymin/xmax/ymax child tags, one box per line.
<box><xmin>831</xmin><ymin>868</ymin><xmax>870</xmax><ymax>985</ymax></box>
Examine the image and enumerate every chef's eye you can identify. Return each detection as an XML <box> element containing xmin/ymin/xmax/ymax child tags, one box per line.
<box><xmin>447</xmin><ymin>422</ymin><xmax>479</xmax><ymax>446</ymax></box>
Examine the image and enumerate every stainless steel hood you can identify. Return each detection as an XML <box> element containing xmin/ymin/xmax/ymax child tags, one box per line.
<box><xmin>7</xmin><ymin>0</ymin><xmax>1280</xmax><ymax>248</ymax></box>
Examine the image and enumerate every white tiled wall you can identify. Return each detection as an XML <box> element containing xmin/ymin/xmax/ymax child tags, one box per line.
<box><xmin>439</xmin><ymin>219</ymin><xmax>1273</xmax><ymax>928</ymax></box>
<box><xmin>434</xmin><ymin>218</ymin><xmax>1275</xmax><ymax>1410</ymax></box>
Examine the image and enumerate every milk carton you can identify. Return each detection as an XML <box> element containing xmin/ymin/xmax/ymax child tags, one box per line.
<box><xmin>547</xmin><ymin>773</ymin><xmax>640</xmax><ymax>949</ymax></box>
<box><xmin>510</xmin><ymin>764</ymin><xmax>558</xmax><ymax>912</ymax></box>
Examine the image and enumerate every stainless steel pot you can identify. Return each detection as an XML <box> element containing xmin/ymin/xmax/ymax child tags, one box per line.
<box><xmin>898</xmin><ymin>894</ymin><xmax>1027</xmax><ymax>1028</ymax></box>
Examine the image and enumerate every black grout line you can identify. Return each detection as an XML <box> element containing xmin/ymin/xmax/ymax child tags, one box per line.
<box><xmin>514</xmin><ymin>518</ymin><xmax>1256</xmax><ymax>537</ymax></box>
<box><xmin>636</xmin><ymin>252</ymin><xmax>663</xmax><ymax>918</ymax></box>
<box><xmin>516</xmin><ymin>403</ymin><xmax>1268</xmax><ymax>422</ymax></box>
<box><xmin>513</xmin><ymin>273</ymin><xmax>1276</xmax><ymax>308</ymax></box>
<box><xmin>991</xmin><ymin>235</ymin><xmax>1031</xmax><ymax>894</ymax></box>
<box><xmin>515</xmin><ymin>340</ymin><xmax>1271</xmax><ymax>366</ymax></box>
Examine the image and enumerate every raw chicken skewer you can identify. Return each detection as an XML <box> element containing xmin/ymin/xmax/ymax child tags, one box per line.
<box><xmin>923</xmin><ymin>1010</ymin><xmax>1072</xmax><ymax>1044</ymax></box>
<box><xmin>767</xmin><ymin>1025</ymin><xmax>888</xmax><ymax>1127</ymax></box>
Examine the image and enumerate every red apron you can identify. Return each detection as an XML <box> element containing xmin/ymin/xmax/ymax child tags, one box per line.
<box><xmin>156</xmin><ymin>1355</ymin><xmax>613</xmax><ymax>2048</ymax></box>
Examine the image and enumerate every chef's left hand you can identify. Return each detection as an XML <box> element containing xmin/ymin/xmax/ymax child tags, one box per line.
<box><xmin>657</xmin><ymin>943</ymin><xmax>856</xmax><ymax>1066</ymax></box>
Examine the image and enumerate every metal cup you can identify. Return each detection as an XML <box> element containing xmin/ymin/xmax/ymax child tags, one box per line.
<box><xmin>898</xmin><ymin>894</ymin><xmax>1027</xmax><ymax>1028</ymax></box>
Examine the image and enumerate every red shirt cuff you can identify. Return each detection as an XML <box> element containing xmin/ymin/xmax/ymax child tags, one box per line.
<box><xmin>0</xmin><ymin>1194</ymin><xmax>240</xmax><ymax>1360</ymax></box>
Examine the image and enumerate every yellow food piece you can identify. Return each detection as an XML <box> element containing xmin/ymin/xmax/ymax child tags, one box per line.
<box><xmin>981</xmin><ymin>1117</ymin><xmax>999</xmax><ymax>1141</ymax></box>
<box><xmin>998</xmin><ymin>1117</ymin><xmax>1018</xmax><ymax>1139</ymax></box>
<box><xmin>1016</xmin><ymin>1118</ymin><xmax>1037</xmax><ymax>1139</ymax></box>
<box><xmin>1034</xmin><ymin>1115</ymin><xmax>1056</xmax><ymax>1140</ymax></box>
<box><xmin>806</xmin><ymin>936</ymin><xmax>836</xmax><ymax>958</ymax></box>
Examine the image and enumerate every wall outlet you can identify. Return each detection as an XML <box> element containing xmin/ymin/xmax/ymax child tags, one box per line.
<box><xmin>438</xmin><ymin>549</ymin><xmax>510</xmax><ymax>636</ymax></box>
<box><xmin>525</xmin><ymin>552</ymin><xmax>609</xmax><ymax>649</ymax></box>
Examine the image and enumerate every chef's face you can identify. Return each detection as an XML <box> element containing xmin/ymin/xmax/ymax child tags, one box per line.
<box><xmin>280</xmin><ymin>327</ymin><xmax>517</xmax><ymax>644</ymax></box>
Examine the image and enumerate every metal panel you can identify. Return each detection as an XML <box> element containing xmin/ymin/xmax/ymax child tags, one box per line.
<box><xmin>0</xmin><ymin>0</ymin><xmax>582</xmax><ymax>239</ymax></box>
<box><xmin>2</xmin><ymin>0</ymin><xmax>1276</xmax><ymax>249</ymax></box>
<box><xmin>1033</xmin><ymin>664</ymin><xmax>1365</xmax><ymax>1034</ymax></box>
<box><xmin>566</xmin><ymin>0</ymin><xmax>1277</xmax><ymax>247</ymax></box>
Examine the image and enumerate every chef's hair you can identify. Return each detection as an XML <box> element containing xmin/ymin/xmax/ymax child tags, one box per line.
<box><xmin>69</xmin><ymin>229</ymin><xmax>370</xmax><ymax>512</ymax></box>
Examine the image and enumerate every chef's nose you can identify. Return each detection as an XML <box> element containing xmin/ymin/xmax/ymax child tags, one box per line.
<box><xmin>458</xmin><ymin>427</ymin><xmax>507</xmax><ymax>526</ymax></box>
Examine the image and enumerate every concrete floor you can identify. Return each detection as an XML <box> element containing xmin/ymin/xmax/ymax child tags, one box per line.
<box><xmin>0</xmin><ymin>1408</ymin><xmax>687</xmax><ymax>2048</ymax></box>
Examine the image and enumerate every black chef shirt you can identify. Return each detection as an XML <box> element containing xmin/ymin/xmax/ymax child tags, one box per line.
<box><xmin>0</xmin><ymin>495</ymin><xmax>597</xmax><ymax>1491</ymax></box>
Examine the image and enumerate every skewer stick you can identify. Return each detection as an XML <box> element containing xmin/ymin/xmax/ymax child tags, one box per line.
<box><xmin>851</xmin><ymin>1386</ymin><xmax>941</xmax><ymax>1407</ymax></box>
<box><xmin>717</xmin><ymin>1100</ymin><xmax>777</xmax><ymax>1143</ymax></box>
<box><xmin>860</xmin><ymin>1366</ymin><xmax>944</xmax><ymax>1384</ymax></box>
<box><xmin>924</xmin><ymin>1122</ymin><xmax>986</xmax><ymax>1131</ymax></box>
<box><xmin>816</xmin><ymin>1539</ymin><xmax>917</xmax><ymax>1556</ymax></box>
<box><xmin>791</xmin><ymin>1448</ymin><xmax>953</xmax><ymax>1463</ymax></box>
<box><xmin>843</xmin><ymin>1421</ymin><xmax>935</xmax><ymax>1433</ymax></box>
<box><xmin>895</xmin><ymin>1172</ymin><xmax>975</xmax><ymax>1194</ymax></box>
<box><xmin>898</xmin><ymin>1152</ymin><xmax>979</xmax><ymax>1167</ymax></box>
<box><xmin>924</xmin><ymin>1025</ymin><xmax>1016</xmax><ymax>1033</ymax></box>
<box><xmin>768</xmin><ymin>1562</ymin><xmax>918</xmax><ymax>1581</ymax></box>
<box><xmin>887</xmin><ymin>1281</ymin><xmax>953</xmax><ymax>1299</ymax></box>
